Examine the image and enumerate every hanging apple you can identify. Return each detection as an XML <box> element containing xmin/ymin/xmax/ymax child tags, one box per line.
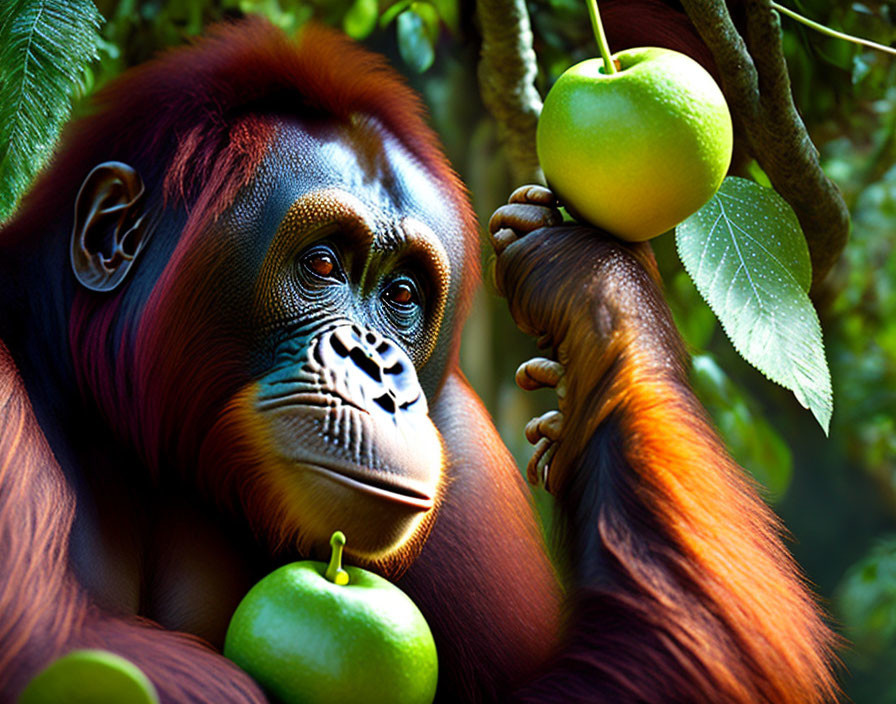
<box><xmin>537</xmin><ymin>43</ymin><xmax>733</xmax><ymax>242</ymax></box>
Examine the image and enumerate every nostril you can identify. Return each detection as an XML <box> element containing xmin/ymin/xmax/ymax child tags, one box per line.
<box><xmin>366</xmin><ymin>332</ymin><xmax>377</xmax><ymax>345</ymax></box>
<box><xmin>374</xmin><ymin>393</ymin><xmax>396</xmax><ymax>414</ymax></box>
<box><xmin>349</xmin><ymin>347</ymin><xmax>382</xmax><ymax>382</ymax></box>
<box><xmin>384</xmin><ymin>361</ymin><xmax>403</xmax><ymax>376</ymax></box>
<box><xmin>330</xmin><ymin>333</ymin><xmax>350</xmax><ymax>358</ymax></box>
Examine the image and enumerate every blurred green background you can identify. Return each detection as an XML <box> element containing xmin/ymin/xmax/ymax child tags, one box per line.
<box><xmin>3</xmin><ymin>0</ymin><xmax>895</xmax><ymax>700</ymax></box>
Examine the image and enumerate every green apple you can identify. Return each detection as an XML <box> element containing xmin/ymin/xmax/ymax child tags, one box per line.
<box><xmin>224</xmin><ymin>532</ymin><xmax>437</xmax><ymax>704</ymax></box>
<box><xmin>536</xmin><ymin>47</ymin><xmax>733</xmax><ymax>241</ymax></box>
<box><xmin>18</xmin><ymin>649</ymin><xmax>159</xmax><ymax>704</ymax></box>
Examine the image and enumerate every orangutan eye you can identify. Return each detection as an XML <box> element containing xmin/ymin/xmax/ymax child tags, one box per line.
<box><xmin>382</xmin><ymin>277</ymin><xmax>420</xmax><ymax>310</ymax></box>
<box><xmin>384</xmin><ymin>280</ymin><xmax>415</xmax><ymax>306</ymax></box>
<box><xmin>300</xmin><ymin>246</ymin><xmax>343</xmax><ymax>283</ymax></box>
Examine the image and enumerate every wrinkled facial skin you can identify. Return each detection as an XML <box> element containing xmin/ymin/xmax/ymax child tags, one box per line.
<box><xmin>203</xmin><ymin>117</ymin><xmax>466</xmax><ymax>568</ymax></box>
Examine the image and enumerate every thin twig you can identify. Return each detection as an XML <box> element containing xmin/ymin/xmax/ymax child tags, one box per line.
<box><xmin>771</xmin><ymin>1</ymin><xmax>896</xmax><ymax>56</ymax></box>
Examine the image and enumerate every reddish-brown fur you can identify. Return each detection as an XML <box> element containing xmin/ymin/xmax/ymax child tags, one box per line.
<box><xmin>0</xmin><ymin>341</ymin><xmax>266</xmax><ymax>700</ymax></box>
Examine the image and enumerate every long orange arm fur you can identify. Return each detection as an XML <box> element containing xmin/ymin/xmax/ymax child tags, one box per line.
<box><xmin>496</xmin><ymin>226</ymin><xmax>838</xmax><ymax>704</ymax></box>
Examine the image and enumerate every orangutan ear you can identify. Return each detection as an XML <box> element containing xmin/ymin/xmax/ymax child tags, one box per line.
<box><xmin>71</xmin><ymin>161</ymin><xmax>154</xmax><ymax>292</ymax></box>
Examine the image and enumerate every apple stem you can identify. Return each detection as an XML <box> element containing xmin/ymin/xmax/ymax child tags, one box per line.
<box><xmin>325</xmin><ymin>531</ymin><xmax>350</xmax><ymax>586</ymax></box>
<box><xmin>586</xmin><ymin>0</ymin><xmax>617</xmax><ymax>74</ymax></box>
<box><xmin>770</xmin><ymin>2</ymin><xmax>896</xmax><ymax>57</ymax></box>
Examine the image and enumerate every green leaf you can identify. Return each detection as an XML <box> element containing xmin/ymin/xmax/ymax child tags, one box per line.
<box><xmin>396</xmin><ymin>8</ymin><xmax>434</xmax><ymax>73</ymax></box>
<box><xmin>343</xmin><ymin>0</ymin><xmax>378</xmax><ymax>39</ymax></box>
<box><xmin>380</xmin><ymin>0</ymin><xmax>411</xmax><ymax>29</ymax></box>
<box><xmin>745</xmin><ymin>159</ymin><xmax>773</xmax><ymax>189</ymax></box>
<box><xmin>0</xmin><ymin>0</ymin><xmax>103</xmax><ymax>222</ymax></box>
<box><xmin>431</xmin><ymin>0</ymin><xmax>459</xmax><ymax>35</ymax></box>
<box><xmin>676</xmin><ymin>176</ymin><xmax>833</xmax><ymax>433</ymax></box>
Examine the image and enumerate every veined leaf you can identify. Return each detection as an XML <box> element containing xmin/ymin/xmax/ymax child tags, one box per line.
<box><xmin>676</xmin><ymin>176</ymin><xmax>833</xmax><ymax>433</ymax></box>
<box><xmin>0</xmin><ymin>0</ymin><xmax>103</xmax><ymax>222</ymax></box>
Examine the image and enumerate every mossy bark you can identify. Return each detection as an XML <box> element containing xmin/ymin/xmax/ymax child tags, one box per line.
<box><xmin>475</xmin><ymin>0</ymin><xmax>544</xmax><ymax>186</ymax></box>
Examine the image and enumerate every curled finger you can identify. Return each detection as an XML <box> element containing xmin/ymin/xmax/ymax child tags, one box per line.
<box><xmin>516</xmin><ymin>357</ymin><xmax>564</xmax><ymax>392</ymax></box>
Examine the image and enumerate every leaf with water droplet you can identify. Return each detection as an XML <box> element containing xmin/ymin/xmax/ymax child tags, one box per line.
<box><xmin>676</xmin><ymin>176</ymin><xmax>832</xmax><ymax>433</ymax></box>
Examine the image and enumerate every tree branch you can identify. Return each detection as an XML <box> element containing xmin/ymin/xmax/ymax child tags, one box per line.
<box><xmin>679</xmin><ymin>0</ymin><xmax>850</xmax><ymax>290</ymax></box>
<box><xmin>475</xmin><ymin>0</ymin><xmax>543</xmax><ymax>185</ymax></box>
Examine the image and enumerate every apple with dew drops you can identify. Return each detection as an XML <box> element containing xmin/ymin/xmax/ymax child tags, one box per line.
<box><xmin>536</xmin><ymin>4</ymin><xmax>733</xmax><ymax>242</ymax></box>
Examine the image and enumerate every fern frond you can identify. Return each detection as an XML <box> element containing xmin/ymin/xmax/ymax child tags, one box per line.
<box><xmin>0</xmin><ymin>0</ymin><xmax>103</xmax><ymax>222</ymax></box>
